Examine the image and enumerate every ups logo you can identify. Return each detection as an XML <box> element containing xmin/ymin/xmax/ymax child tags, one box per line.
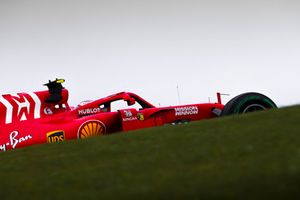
<box><xmin>47</xmin><ymin>131</ymin><xmax>65</xmax><ymax>143</ymax></box>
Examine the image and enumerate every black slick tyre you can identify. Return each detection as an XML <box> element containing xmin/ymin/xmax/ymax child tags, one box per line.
<box><xmin>221</xmin><ymin>92</ymin><xmax>277</xmax><ymax>116</ymax></box>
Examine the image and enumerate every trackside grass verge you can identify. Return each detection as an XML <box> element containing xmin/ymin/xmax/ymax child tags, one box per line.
<box><xmin>0</xmin><ymin>106</ymin><xmax>300</xmax><ymax>199</ymax></box>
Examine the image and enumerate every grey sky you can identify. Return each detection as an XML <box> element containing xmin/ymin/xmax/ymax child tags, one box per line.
<box><xmin>0</xmin><ymin>0</ymin><xmax>299</xmax><ymax>107</ymax></box>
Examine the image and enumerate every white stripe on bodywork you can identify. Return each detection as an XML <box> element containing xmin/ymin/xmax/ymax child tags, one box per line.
<box><xmin>28</xmin><ymin>92</ymin><xmax>41</xmax><ymax>120</ymax></box>
<box><xmin>0</xmin><ymin>92</ymin><xmax>41</xmax><ymax>124</ymax></box>
<box><xmin>0</xmin><ymin>95</ymin><xmax>13</xmax><ymax>124</ymax></box>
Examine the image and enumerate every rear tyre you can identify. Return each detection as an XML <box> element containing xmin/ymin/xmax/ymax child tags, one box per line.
<box><xmin>221</xmin><ymin>92</ymin><xmax>277</xmax><ymax>116</ymax></box>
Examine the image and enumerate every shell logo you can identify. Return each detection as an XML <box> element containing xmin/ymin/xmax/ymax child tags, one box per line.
<box><xmin>77</xmin><ymin>120</ymin><xmax>106</xmax><ymax>139</ymax></box>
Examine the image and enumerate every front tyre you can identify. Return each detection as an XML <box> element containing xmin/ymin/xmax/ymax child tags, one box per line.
<box><xmin>221</xmin><ymin>93</ymin><xmax>277</xmax><ymax>116</ymax></box>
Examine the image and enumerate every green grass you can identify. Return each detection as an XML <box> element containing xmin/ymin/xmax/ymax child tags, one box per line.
<box><xmin>1</xmin><ymin>106</ymin><xmax>300</xmax><ymax>199</ymax></box>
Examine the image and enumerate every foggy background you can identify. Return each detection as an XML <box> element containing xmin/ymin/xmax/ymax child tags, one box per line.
<box><xmin>0</xmin><ymin>0</ymin><xmax>299</xmax><ymax>107</ymax></box>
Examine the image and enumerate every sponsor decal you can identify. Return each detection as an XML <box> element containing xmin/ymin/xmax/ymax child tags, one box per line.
<box><xmin>77</xmin><ymin>120</ymin><xmax>106</xmax><ymax>139</ymax></box>
<box><xmin>47</xmin><ymin>130</ymin><xmax>65</xmax><ymax>143</ymax></box>
<box><xmin>123</xmin><ymin>116</ymin><xmax>137</xmax><ymax>122</ymax></box>
<box><xmin>0</xmin><ymin>131</ymin><xmax>33</xmax><ymax>152</ymax></box>
<box><xmin>78</xmin><ymin>108</ymin><xmax>101</xmax><ymax>116</ymax></box>
<box><xmin>175</xmin><ymin>106</ymin><xmax>198</xmax><ymax>116</ymax></box>
<box><xmin>44</xmin><ymin>107</ymin><xmax>53</xmax><ymax>115</ymax></box>
<box><xmin>124</xmin><ymin>110</ymin><xmax>132</xmax><ymax>117</ymax></box>
<box><xmin>122</xmin><ymin>110</ymin><xmax>137</xmax><ymax>122</ymax></box>
<box><xmin>0</xmin><ymin>92</ymin><xmax>41</xmax><ymax>124</ymax></box>
<box><xmin>137</xmin><ymin>113</ymin><xmax>144</xmax><ymax>121</ymax></box>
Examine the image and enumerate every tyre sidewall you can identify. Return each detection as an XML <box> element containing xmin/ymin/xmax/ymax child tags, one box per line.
<box><xmin>222</xmin><ymin>93</ymin><xmax>277</xmax><ymax>115</ymax></box>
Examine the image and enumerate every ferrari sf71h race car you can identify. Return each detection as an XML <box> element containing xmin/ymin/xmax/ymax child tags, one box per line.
<box><xmin>0</xmin><ymin>79</ymin><xmax>277</xmax><ymax>152</ymax></box>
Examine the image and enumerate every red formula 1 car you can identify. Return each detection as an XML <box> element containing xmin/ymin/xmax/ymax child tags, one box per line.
<box><xmin>0</xmin><ymin>79</ymin><xmax>277</xmax><ymax>152</ymax></box>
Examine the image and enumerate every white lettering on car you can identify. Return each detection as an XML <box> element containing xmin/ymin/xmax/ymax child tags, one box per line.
<box><xmin>175</xmin><ymin>106</ymin><xmax>198</xmax><ymax>116</ymax></box>
<box><xmin>78</xmin><ymin>108</ymin><xmax>101</xmax><ymax>115</ymax></box>
<box><xmin>123</xmin><ymin>117</ymin><xmax>138</xmax><ymax>122</ymax></box>
<box><xmin>0</xmin><ymin>131</ymin><xmax>33</xmax><ymax>151</ymax></box>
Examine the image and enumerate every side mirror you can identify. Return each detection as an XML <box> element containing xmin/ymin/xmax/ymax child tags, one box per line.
<box><xmin>127</xmin><ymin>98</ymin><xmax>136</xmax><ymax>106</ymax></box>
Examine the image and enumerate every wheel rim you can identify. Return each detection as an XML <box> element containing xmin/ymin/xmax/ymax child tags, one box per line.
<box><xmin>242</xmin><ymin>104</ymin><xmax>266</xmax><ymax>113</ymax></box>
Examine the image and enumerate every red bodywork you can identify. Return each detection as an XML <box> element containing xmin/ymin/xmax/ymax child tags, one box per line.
<box><xmin>0</xmin><ymin>84</ymin><xmax>224</xmax><ymax>152</ymax></box>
